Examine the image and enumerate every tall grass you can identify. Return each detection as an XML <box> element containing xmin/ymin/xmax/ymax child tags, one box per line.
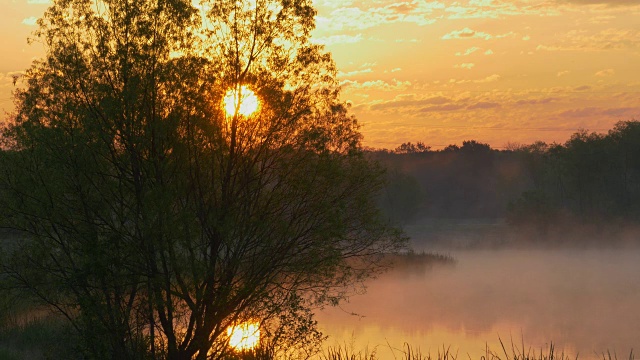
<box><xmin>0</xmin><ymin>314</ymin><xmax>75</xmax><ymax>360</ymax></box>
<box><xmin>321</xmin><ymin>343</ymin><xmax>377</xmax><ymax>360</ymax></box>
<box><xmin>0</xmin><ymin>290</ymin><xmax>80</xmax><ymax>360</ymax></box>
<box><xmin>320</xmin><ymin>338</ymin><xmax>635</xmax><ymax>360</ymax></box>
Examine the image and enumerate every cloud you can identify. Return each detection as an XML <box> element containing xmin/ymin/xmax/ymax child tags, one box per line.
<box><xmin>369</xmin><ymin>96</ymin><xmax>501</xmax><ymax>114</ymax></box>
<box><xmin>313</xmin><ymin>34</ymin><xmax>363</xmax><ymax>45</ymax></box>
<box><xmin>387</xmin><ymin>2</ymin><xmax>420</xmax><ymax>14</ymax></box>
<box><xmin>587</xmin><ymin>15</ymin><xmax>616</xmax><ymax>24</ymax></box>
<box><xmin>559</xmin><ymin>0</ymin><xmax>640</xmax><ymax>6</ymax></box>
<box><xmin>442</xmin><ymin>27</ymin><xmax>492</xmax><ymax>40</ymax></box>
<box><xmin>449</xmin><ymin>74</ymin><xmax>501</xmax><ymax>84</ymax></box>
<box><xmin>558</xmin><ymin>107</ymin><xmax>599</xmax><ymax>118</ymax></box>
<box><xmin>536</xmin><ymin>28</ymin><xmax>640</xmax><ymax>52</ymax></box>
<box><xmin>455</xmin><ymin>47</ymin><xmax>480</xmax><ymax>56</ymax></box>
<box><xmin>338</xmin><ymin>68</ymin><xmax>373</xmax><ymax>78</ymax></box>
<box><xmin>454</xmin><ymin>63</ymin><xmax>475</xmax><ymax>69</ymax></box>
<box><xmin>558</xmin><ymin>106</ymin><xmax>638</xmax><ymax>118</ymax></box>
<box><xmin>444</xmin><ymin>1</ymin><xmax>557</xmax><ymax>19</ymax></box>
<box><xmin>314</xmin><ymin>0</ymin><xmax>355</xmax><ymax>9</ymax></box>
<box><xmin>574</xmin><ymin>85</ymin><xmax>592</xmax><ymax>91</ymax></box>
<box><xmin>557</xmin><ymin>70</ymin><xmax>570</xmax><ymax>77</ymax></box>
<box><xmin>370</xmin><ymin>95</ymin><xmax>453</xmax><ymax>111</ymax></box>
<box><xmin>595</xmin><ymin>68</ymin><xmax>615</xmax><ymax>77</ymax></box>
<box><xmin>315</xmin><ymin>1</ymin><xmax>442</xmax><ymax>32</ymax></box>
<box><xmin>475</xmin><ymin>74</ymin><xmax>501</xmax><ymax>83</ymax></box>
<box><xmin>602</xmin><ymin>107</ymin><xmax>635</xmax><ymax>116</ymax></box>
<box><xmin>515</xmin><ymin>98</ymin><xmax>558</xmax><ymax>105</ymax></box>
<box><xmin>341</xmin><ymin>79</ymin><xmax>412</xmax><ymax>91</ymax></box>
<box><xmin>419</xmin><ymin>104</ymin><xmax>466</xmax><ymax>112</ymax></box>
<box><xmin>484</xmin><ymin>49</ymin><xmax>494</xmax><ymax>55</ymax></box>
<box><xmin>22</xmin><ymin>17</ymin><xmax>38</xmax><ymax>26</ymax></box>
<box><xmin>467</xmin><ymin>101</ymin><xmax>501</xmax><ymax>110</ymax></box>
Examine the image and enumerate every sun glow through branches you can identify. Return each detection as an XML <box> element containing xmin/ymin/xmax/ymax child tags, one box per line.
<box><xmin>227</xmin><ymin>322</ymin><xmax>260</xmax><ymax>351</ymax></box>
<box><xmin>223</xmin><ymin>86</ymin><xmax>259</xmax><ymax>117</ymax></box>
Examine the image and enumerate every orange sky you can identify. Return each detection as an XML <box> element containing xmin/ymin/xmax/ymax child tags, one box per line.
<box><xmin>2</xmin><ymin>0</ymin><xmax>639</xmax><ymax>149</ymax></box>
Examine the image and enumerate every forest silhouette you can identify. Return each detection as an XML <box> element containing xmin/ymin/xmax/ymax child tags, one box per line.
<box><xmin>375</xmin><ymin>120</ymin><xmax>640</xmax><ymax>244</ymax></box>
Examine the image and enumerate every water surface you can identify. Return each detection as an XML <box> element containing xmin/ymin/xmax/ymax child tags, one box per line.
<box><xmin>317</xmin><ymin>248</ymin><xmax>640</xmax><ymax>359</ymax></box>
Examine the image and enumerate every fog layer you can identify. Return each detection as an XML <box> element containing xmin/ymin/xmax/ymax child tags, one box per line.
<box><xmin>317</xmin><ymin>248</ymin><xmax>640</xmax><ymax>359</ymax></box>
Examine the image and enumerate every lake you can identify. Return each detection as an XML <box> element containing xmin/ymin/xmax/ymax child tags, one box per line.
<box><xmin>316</xmin><ymin>248</ymin><xmax>640</xmax><ymax>359</ymax></box>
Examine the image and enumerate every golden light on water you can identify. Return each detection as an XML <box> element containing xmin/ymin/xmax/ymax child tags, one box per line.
<box><xmin>227</xmin><ymin>322</ymin><xmax>260</xmax><ymax>351</ymax></box>
<box><xmin>224</xmin><ymin>85</ymin><xmax>259</xmax><ymax>117</ymax></box>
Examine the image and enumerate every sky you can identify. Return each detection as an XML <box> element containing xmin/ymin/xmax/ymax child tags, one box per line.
<box><xmin>1</xmin><ymin>0</ymin><xmax>640</xmax><ymax>149</ymax></box>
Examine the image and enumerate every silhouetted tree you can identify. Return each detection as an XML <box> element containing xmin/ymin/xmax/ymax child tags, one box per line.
<box><xmin>508</xmin><ymin>120</ymin><xmax>640</xmax><ymax>230</ymax></box>
<box><xmin>394</xmin><ymin>141</ymin><xmax>430</xmax><ymax>154</ymax></box>
<box><xmin>460</xmin><ymin>140</ymin><xmax>491</xmax><ymax>154</ymax></box>
<box><xmin>0</xmin><ymin>0</ymin><xmax>404</xmax><ymax>358</ymax></box>
<box><xmin>442</xmin><ymin>144</ymin><xmax>460</xmax><ymax>152</ymax></box>
<box><xmin>379</xmin><ymin>168</ymin><xmax>425</xmax><ymax>224</ymax></box>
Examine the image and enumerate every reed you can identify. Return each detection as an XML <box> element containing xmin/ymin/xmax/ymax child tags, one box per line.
<box><xmin>319</xmin><ymin>338</ymin><xmax>634</xmax><ymax>360</ymax></box>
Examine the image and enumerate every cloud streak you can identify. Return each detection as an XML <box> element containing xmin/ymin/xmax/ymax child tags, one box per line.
<box><xmin>442</xmin><ymin>27</ymin><xmax>493</xmax><ymax>40</ymax></box>
<box><xmin>315</xmin><ymin>1</ymin><xmax>442</xmax><ymax>32</ymax></box>
<box><xmin>21</xmin><ymin>17</ymin><xmax>38</xmax><ymax>26</ymax></box>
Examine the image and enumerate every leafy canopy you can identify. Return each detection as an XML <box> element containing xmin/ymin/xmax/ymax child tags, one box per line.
<box><xmin>1</xmin><ymin>0</ymin><xmax>404</xmax><ymax>359</ymax></box>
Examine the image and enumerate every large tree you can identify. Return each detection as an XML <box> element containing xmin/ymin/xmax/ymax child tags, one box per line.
<box><xmin>0</xmin><ymin>0</ymin><xmax>404</xmax><ymax>359</ymax></box>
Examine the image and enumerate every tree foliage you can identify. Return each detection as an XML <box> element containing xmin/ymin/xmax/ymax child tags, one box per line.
<box><xmin>0</xmin><ymin>0</ymin><xmax>404</xmax><ymax>358</ymax></box>
<box><xmin>393</xmin><ymin>142</ymin><xmax>430</xmax><ymax>154</ymax></box>
<box><xmin>507</xmin><ymin>120</ymin><xmax>640</xmax><ymax>227</ymax></box>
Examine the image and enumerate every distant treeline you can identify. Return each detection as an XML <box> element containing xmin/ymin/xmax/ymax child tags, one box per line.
<box><xmin>371</xmin><ymin>120</ymin><xmax>640</xmax><ymax>230</ymax></box>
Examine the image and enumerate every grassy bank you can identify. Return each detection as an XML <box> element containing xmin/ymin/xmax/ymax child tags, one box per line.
<box><xmin>320</xmin><ymin>340</ymin><xmax>634</xmax><ymax>360</ymax></box>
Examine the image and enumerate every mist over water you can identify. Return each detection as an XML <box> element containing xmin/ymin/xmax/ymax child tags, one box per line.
<box><xmin>316</xmin><ymin>246</ymin><xmax>640</xmax><ymax>359</ymax></box>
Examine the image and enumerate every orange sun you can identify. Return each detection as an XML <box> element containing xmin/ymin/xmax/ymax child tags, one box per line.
<box><xmin>227</xmin><ymin>322</ymin><xmax>260</xmax><ymax>351</ymax></box>
<box><xmin>224</xmin><ymin>86</ymin><xmax>259</xmax><ymax>117</ymax></box>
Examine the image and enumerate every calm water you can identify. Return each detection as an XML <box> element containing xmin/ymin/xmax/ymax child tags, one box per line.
<box><xmin>316</xmin><ymin>248</ymin><xmax>640</xmax><ymax>359</ymax></box>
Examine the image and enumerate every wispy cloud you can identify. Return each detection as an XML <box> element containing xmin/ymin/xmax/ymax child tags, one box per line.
<box><xmin>454</xmin><ymin>63</ymin><xmax>475</xmax><ymax>69</ymax></box>
<box><xmin>467</xmin><ymin>101</ymin><xmax>501</xmax><ymax>110</ymax></box>
<box><xmin>536</xmin><ymin>28</ymin><xmax>640</xmax><ymax>51</ymax></box>
<box><xmin>475</xmin><ymin>74</ymin><xmax>501</xmax><ymax>83</ymax></box>
<box><xmin>420</xmin><ymin>103</ymin><xmax>466</xmax><ymax>112</ymax></box>
<box><xmin>22</xmin><ymin>17</ymin><xmax>38</xmax><ymax>26</ymax></box>
<box><xmin>444</xmin><ymin>0</ymin><xmax>561</xmax><ymax>19</ymax></box>
<box><xmin>313</xmin><ymin>34</ymin><xmax>363</xmax><ymax>45</ymax></box>
<box><xmin>559</xmin><ymin>0</ymin><xmax>640</xmax><ymax>6</ymax></box>
<box><xmin>515</xmin><ymin>97</ymin><xmax>558</xmax><ymax>105</ymax></box>
<box><xmin>456</xmin><ymin>47</ymin><xmax>481</xmax><ymax>56</ymax></box>
<box><xmin>338</xmin><ymin>68</ymin><xmax>373</xmax><ymax>78</ymax></box>
<box><xmin>442</xmin><ymin>28</ymin><xmax>493</xmax><ymax>40</ymax></box>
<box><xmin>341</xmin><ymin>79</ymin><xmax>412</xmax><ymax>91</ymax></box>
<box><xmin>594</xmin><ymin>68</ymin><xmax>615</xmax><ymax>77</ymax></box>
<box><xmin>315</xmin><ymin>1</ymin><xmax>442</xmax><ymax>32</ymax></box>
<box><xmin>574</xmin><ymin>85</ymin><xmax>592</xmax><ymax>91</ymax></box>
<box><xmin>370</xmin><ymin>95</ymin><xmax>454</xmax><ymax>112</ymax></box>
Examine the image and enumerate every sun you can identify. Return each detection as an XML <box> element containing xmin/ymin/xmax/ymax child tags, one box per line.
<box><xmin>227</xmin><ymin>322</ymin><xmax>260</xmax><ymax>351</ymax></box>
<box><xmin>224</xmin><ymin>85</ymin><xmax>259</xmax><ymax>117</ymax></box>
